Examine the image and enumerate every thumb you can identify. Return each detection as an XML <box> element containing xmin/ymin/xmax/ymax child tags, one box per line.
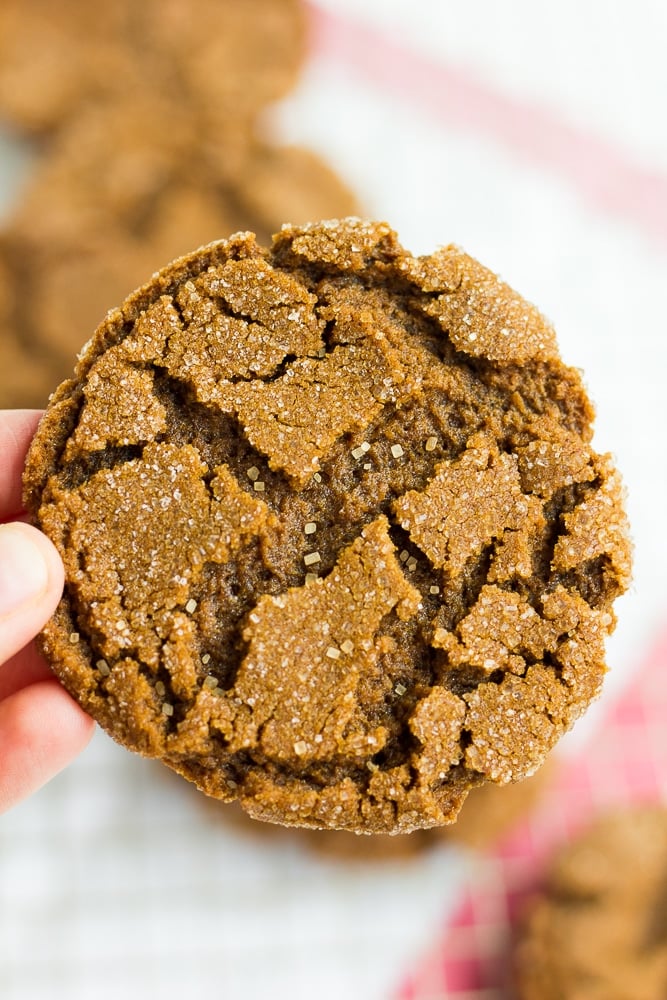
<box><xmin>0</xmin><ymin>522</ymin><xmax>64</xmax><ymax>665</ymax></box>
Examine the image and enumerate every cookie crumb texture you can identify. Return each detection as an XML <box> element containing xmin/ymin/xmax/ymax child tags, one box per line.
<box><xmin>24</xmin><ymin>220</ymin><xmax>631</xmax><ymax>833</ymax></box>
<box><xmin>514</xmin><ymin>808</ymin><xmax>667</xmax><ymax>1000</ymax></box>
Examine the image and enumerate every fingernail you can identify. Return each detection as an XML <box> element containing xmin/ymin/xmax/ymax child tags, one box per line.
<box><xmin>0</xmin><ymin>523</ymin><xmax>50</xmax><ymax>617</ymax></box>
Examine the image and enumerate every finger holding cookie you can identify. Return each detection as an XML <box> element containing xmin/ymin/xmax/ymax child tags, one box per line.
<box><xmin>0</xmin><ymin>408</ymin><xmax>94</xmax><ymax>814</ymax></box>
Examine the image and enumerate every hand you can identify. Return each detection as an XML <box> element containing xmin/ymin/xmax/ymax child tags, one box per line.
<box><xmin>0</xmin><ymin>409</ymin><xmax>94</xmax><ymax>813</ymax></box>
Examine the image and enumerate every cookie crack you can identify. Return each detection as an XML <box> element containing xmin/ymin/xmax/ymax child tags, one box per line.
<box><xmin>151</xmin><ymin>369</ymin><xmax>293</xmax><ymax>500</ymax></box>
<box><xmin>166</xmin><ymin>289</ymin><xmax>301</xmax><ymax>385</ymax></box>
<box><xmin>61</xmin><ymin>443</ymin><xmax>146</xmax><ymax>490</ymax></box>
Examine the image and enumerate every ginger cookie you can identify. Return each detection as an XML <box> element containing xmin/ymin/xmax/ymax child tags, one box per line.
<box><xmin>24</xmin><ymin>220</ymin><xmax>631</xmax><ymax>833</ymax></box>
<box><xmin>514</xmin><ymin>807</ymin><xmax>667</xmax><ymax>1000</ymax></box>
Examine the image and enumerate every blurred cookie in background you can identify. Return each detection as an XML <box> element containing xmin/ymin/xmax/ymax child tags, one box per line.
<box><xmin>0</xmin><ymin>244</ymin><xmax>8</xmax><ymax>326</ymax></box>
<box><xmin>8</xmin><ymin>98</ymin><xmax>359</xmax><ymax>250</ymax></box>
<box><xmin>0</xmin><ymin>326</ymin><xmax>56</xmax><ymax>410</ymax></box>
<box><xmin>514</xmin><ymin>806</ymin><xmax>667</xmax><ymax>1000</ymax></box>
<box><xmin>0</xmin><ymin>0</ymin><xmax>307</xmax><ymax>138</ymax></box>
<box><xmin>147</xmin><ymin>0</ymin><xmax>307</xmax><ymax>137</ymax></box>
<box><xmin>0</xmin><ymin>246</ymin><xmax>55</xmax><ymax>407</ymax></box>
<box><xmin>0</xmin><ymin>0</ymin><xmax>138</xmax><ymax>136</ymax></box>
<box><xmin>5</xmin><ymin>100</ymin><xmax>211</xmax><ymax>240</ymax></box>
<box><xmin>234</xmin><ymin>145</ymin><xmax>365</xmax><ymax>238</ymax></box>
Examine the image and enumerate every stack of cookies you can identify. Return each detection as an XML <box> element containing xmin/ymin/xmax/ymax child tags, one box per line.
<box><xmin>0</xmin><ymin>0</ymin><xmax>359</xmax><ymax>406</ymax></box>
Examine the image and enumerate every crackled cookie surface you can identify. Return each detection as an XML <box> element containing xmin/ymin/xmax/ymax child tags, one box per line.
<box><xmin>514</xmin><ymin>808</ymin><xmax>667</xmax><ymax>1000</ymax></box>
<box><xmin>0</xmin><ymin>98</ymin><xmax>358</xmax><ymax>408</ymax></box>
<box><xmin>24</xmin><ymin>220</ymin><xmax>631</xmax><ymax>833</ymax></box>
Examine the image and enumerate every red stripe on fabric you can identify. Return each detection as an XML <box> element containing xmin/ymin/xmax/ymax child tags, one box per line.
<box><xmin>306</xmin><ymin>3</ymin><xmax>667</xmax><ymax>245</ymax></box>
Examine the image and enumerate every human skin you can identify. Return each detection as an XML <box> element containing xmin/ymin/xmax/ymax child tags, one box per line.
<box><xmin>0</xmin><ymin>409</ymin><xmax>94</xmax><ymax>813</ymax></box>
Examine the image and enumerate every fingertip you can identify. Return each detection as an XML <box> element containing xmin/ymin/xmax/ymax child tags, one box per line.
<box><xmin>9</xmin><ymin>521</ymin><xmax>65</xmax><ymax>603</ymax></box>
<box><xmin>0</xmin><ymin>409</ymin><xmax>44</xmax><ymax>516</ymax></box>
<box><xmin>0</xmin><ymin>521</ymin><xmax>64</xmax><ymax>664</ymax></box>
<box><xmin>0</xmin><ymin>678</ymin><xmax>95</xmax><ymax>814</ymax></box>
